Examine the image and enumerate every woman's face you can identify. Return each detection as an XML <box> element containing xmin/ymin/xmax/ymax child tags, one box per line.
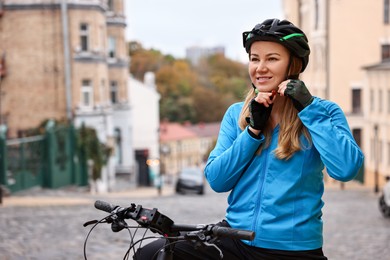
<box><xmin>248</xmin><ymin>41</ymin><xmax>290</xmax><ymax>92</ymax></box>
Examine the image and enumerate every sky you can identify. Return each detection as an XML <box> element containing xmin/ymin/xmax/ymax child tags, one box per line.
<box><xmin>125</xmin><ymin>0</ymin><xmax>283</xmax><ymax>63</ymax></box>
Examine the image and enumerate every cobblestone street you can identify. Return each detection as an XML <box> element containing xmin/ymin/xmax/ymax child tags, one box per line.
<box><xmin>0</xmin><ymin>182</ymin><xmax>389</xmax><ymax>260</ymax></box>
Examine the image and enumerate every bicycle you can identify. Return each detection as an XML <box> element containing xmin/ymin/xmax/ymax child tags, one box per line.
<box><xmin>83</xmin><ymin>200</ymin><xmax>255</xmax><ymax>260</ymax></box>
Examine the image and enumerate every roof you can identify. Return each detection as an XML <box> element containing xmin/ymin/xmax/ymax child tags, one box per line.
<box><xmin>160</xmin><ymin>122</ymin><xmax>197</xmax><ymax>142</ymax></box>
<box><xmin>159</xmin><ymin>121</ymin><xmax>221</xmax><ymax>142</ymax></box>
<box><xmin>184</xmin><ymin>122</ymin><xmax>220</xmax><ymax>138</ymax></box>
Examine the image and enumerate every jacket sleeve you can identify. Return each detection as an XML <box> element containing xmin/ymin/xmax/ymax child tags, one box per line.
<box><xmin>299</xmin><ymin>97</ymin><xmax>364</xmax><ymax>182</ymax></box>
<box><xmin>204</xmin><ymin>104</ymin><xmax>264</xmax><ymax>192</ymax></box>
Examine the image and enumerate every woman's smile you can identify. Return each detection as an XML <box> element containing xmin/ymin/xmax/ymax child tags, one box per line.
<box><xmin>256</xmin><ymin>76</ymin><xmax>273</xmax><ymax>83</ymax></box>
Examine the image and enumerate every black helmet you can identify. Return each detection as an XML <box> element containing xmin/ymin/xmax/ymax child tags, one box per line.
<box><xmin>243</xmin><ymin>18</ymin><xmax>310</xmax><ymax>72</ymax></box>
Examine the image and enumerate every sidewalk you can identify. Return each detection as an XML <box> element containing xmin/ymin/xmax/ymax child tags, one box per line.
<box><xmin>1</xmin><ymin>185</ymin><xmax>175</xmax><ymax>207</ymax></box>
<box><xmin>1</xmin><ymin>180</ymin><xmax>368</xmax><ymax>208</ymax></box>
<box><xmin>324</xmin><ymin>179</ymin><xmax>369</xmax><ymax>191</ymax></box>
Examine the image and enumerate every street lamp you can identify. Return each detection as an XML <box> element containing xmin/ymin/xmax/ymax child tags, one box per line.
<box><xmin>374</xmin><ymin>124</ymin><xmax>379</xmax><ymax>193</ymax></box>
<box><xmin>160</xmin><ymin>144</ymin><xmax>170</xmax><ymax>174</ymax></box>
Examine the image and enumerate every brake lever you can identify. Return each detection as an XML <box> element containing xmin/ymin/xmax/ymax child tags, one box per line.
<box><xmin>203</xmin><ymin>242</ymin><xmax>223</xmax><ymax>259</ymax></box>
<box><xmin>185</xmin><ymin>231</ymin><xmax>206</xmax><ymax>241</ymax></box>
<box><xmin>83</xmin><ymin>220</ymin><xmax>98</xmax><ymax>227</ymax></box>
<box><xmin>185</xmin><ymin>231</ymin><xmax>223</xmax><ymax>259</ymax></box>
<box><xmin>111</xmin><ymin>219</ymin><xmax>128</xmax><ymax>232</ymax></box>
<box><xmin>109</xmin><ymin>207</ymin><xmax>132</xmax><ymax>232</ymax></box>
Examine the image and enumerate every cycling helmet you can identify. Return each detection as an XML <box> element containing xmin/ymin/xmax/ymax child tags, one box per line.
<box><xmin>243</xmin><ymin>18</ymin><xmax>310</xmax><ymax>72</ymax></box>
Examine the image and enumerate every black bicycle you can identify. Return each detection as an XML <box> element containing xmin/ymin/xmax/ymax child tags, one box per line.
<box><xmin>83</xmin><ymin>200</ymin><xmax>255</xmax><ymax>260</ymax></box>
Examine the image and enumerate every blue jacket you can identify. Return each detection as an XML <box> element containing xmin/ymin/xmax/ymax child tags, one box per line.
<box><xmin>205</xmin><ymin>97</ymin><xmax>364</xmax><ymax>251</ymax></box>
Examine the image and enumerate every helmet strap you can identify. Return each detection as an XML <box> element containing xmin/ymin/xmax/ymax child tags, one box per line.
<box><xmin>251</xmin><ymin>83</ymin><xmax>258</xmax><ymax>94</ymax></box>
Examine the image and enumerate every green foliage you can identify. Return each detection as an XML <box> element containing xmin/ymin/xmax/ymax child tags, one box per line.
<box><xmin>129</xmin><ymin>41</ymin><xmax>250</xmax><ymax>123</ymax></box>
<box><xmin>160</xmin><ymin>96</ymin><xmax>197</xmax><ymax>123</ymax></box>
<box><xmin>23</xmin><ymin>118</ymin><xmax>68</xmax><ymax>137</ymax></box>
<box><xmin>27</xmin><ymin>120</ymin><xmax>111</xmax><ymax>181</ymax></box>
<box><xmin>77</xmin><ymin>125</ymin><xmax>111</xmax><ymax>181</ymax></box>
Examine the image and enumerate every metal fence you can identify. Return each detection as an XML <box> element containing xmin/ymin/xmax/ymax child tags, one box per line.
<box><xmin>5</xmin><ymin>135</ymin><xmax>45</xmax><ymax>192</ymax></box>
<box><xmin>0</xmin><ymin>122</ymin><xmax>88</xmax><ymax>194</ymax></box>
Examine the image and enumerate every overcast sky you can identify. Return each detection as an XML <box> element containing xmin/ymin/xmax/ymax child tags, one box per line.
<box><xmin>125</xmin><ymin>0</ymin><xmax>283</xmax><ymax>62</ymax></box>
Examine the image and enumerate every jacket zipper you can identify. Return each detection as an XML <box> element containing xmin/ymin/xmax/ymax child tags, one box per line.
<box><xmin>250</xmin><ymin>145</ymin><xmax>270</xmax><ymax>245</ymax></box>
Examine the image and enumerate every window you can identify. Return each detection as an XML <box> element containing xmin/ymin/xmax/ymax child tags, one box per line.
<box><xmin>352</xmin><ymin>129</ymin><xmax>362</xmax><ymax>147</ymax></box>
<box><xmin>110</xmin><ymin>81</ymin><xmax>118</xmax><ymax>104</ymax></box>
<box><xmin>314</xmin><ymin>0</ymin><xmax>319</xmax><ymax>30</ymax></box>
<box><xmin>388</xmin><ymin>142</ymin><xmax>390</xmax><ymax>166</ymax></box>
<box><xmin>379</xmin><ymin>89</ymin><xmax>383</xmax><ymax>113</ymax></box>
<box><xmin>352</xmin><ymin>89</ymin><xmax>362</xmax><ymax>114</ymax></box>
<box><xmin>108</xmin><ymin>0</ymin><xmax>114</xmax><ymax>11</ymax></box>
<box><xmin>114</xmin><ymin>128</ymin><xmax>122</xmax><ymax>164</ymax></box>
<box><xmin>81</xmin><ymin>79</ymin><xmax>93</xmax><ymax>107</ymax></box>
<box><xmin>100</xmin><ymin>79</ymin><xmax>106</xmax><ymax>104</ymax></box>
<box><xmin>385</xmin><ymin>0</ymin><xmax>390</xmax><ymax>24</ymax></box>
<box><xmin>80</xmin><ymin>23</ymin><xmax>89</xmax><ymax>51</ymax></box>
<box><xmin>370</xmin><ymin>89</ymin><xmax>374</xmax><ymax>112</ymax></box>
<box><xmin>108</xmin><ymin>36</ymin><xmax>116</xmax><ymax>58</ymax></box>
<box><xmin>381</xmin><ymin>44</ymin><xmax>390</xmax><ymax>60</ymax></box>
<box><xmin>388</xmin><ymin>90</ymin><xmax>390</xmax><ymax>113</ymax></box>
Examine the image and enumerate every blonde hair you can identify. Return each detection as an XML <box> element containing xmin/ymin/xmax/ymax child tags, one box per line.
<box><xmin>239</xmin><ymin>56</ymin><xmax>311</xmax><ymax>160</ymax></box>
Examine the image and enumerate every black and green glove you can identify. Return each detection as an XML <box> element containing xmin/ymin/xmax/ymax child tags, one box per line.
<box><xmin>246</xmin><ymin>99</ymin><xmax>272</xmax><ymax>131</ymax></box>
<box><xmin>284</xmin><ymin>80</ymin><xmax>314</xmax><ymax>111</ymax></box>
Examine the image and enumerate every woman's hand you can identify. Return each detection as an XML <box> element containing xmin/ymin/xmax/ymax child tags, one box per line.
<box><xmin>246</xmin><ymin>90</ymin><xmax>276</xmax><ymax>132</ymax></box>
<box><xmin>253</xmin><ymin>90</ymin><xmax>276</xmax><ymax>107</ymax></box>
<box><xmin>278</xmin><ymin>79</ymin><xmax>313</xmax><ymax>111</ymax></box>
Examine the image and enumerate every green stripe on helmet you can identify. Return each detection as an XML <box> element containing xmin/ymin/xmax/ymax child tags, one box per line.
<box><xmin>280</xmin><ymin>33</ymin><xmax>305</xmax><ymax>41</ymax></box>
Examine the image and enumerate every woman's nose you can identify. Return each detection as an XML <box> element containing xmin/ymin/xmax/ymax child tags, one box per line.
<box><xmin>256</xmin><ymin>61</ymin><xmax>267</xmax><ymax>72</ymax></box>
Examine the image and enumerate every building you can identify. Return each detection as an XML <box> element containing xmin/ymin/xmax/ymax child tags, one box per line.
<box><xmin>184</xmin><ymin>121</ymin><xmax>220</xmax><ymax>162</ymax></box>
<box><xmin>363</xmin><ymin>62</ymin><xmax>390</xmax><ymax>192</ymax></box>
<box><xmin>159</xmin><ymin>121</ymin><xmax>220</xmax><ymax>181</ymax></box>
<box><xmin>185</xmin><ymin>46</ymin><xmax>225</xmax><ymax>65</ymax></box>
<box><xmin>159</xmin><ymin>121</ymin><xmax>198</xmax><ymax>178</ymax></box>
<box><xmin>0</xmin><ymin>0</ymin><xmax>131</xmax><ymax>192</ymax></box>
<box><xmin>282</xmin><ymin>0</ymin><xmax>390</xmax><ymax>190</ymax></box>
<box><xmin>128</xmin><ymin>72</ymin><xmax>160</xmax><ymax>186</ymax></box>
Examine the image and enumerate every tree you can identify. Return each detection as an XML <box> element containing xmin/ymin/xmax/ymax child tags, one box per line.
<box><xmin>128</xmin><ymin>42</ymin><xmax>250</xmax><ymax>123</ymax></box>
<box><xmin>129</xmin><ymin>41</ymin><xmax>174</xmax><ymax>81</ymax></box>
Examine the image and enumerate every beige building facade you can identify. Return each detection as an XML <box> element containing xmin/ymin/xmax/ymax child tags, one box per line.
<box><xmin>0</xmin><ymin>0</ymin><xmax>132</xmax><ymax>191</ymax></box>
<box><xmin>282</xmin><ymin>0</ymin><xmax>390</xmax><ymax>190</ymax></box>
<box><xmin>363</xmin><ymin>63</ymin><xmax>390</xmax><ymax>190</ymax></box>
<box><xmin>160</xmin><ymin>122</ymin><xmax>201</xmax><ymax>177</ymax></box>
<box><xmin>159</xmin><ymin>122</ymin><xmax>220</xmax><ymax>182</ymax></box>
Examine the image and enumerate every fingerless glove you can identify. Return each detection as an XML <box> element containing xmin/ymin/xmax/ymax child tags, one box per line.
<box><xmin>245</xmin><ymin>99</ymin><xmax>272</xmax><ymax>131</ymax></box>
<box><xmin>284</xmin><ymin>80</ymin><xmax>313</xmax><ymax>111</ymax></box>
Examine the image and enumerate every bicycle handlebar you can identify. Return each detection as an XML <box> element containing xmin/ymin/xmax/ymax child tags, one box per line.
<box><xmin>211</xmin><ymin>225</ymin><xmax>255</xmax><ymax>241</ymax></box>
<box><xmin>93</xmin><ymin>200</ymin><xmax>255</xmax><ymax>241</ymax></box>
<box><xmin>95</xmin><ymin>200</ymin><xmax>176</xmax><ymax>236</ymax></box>
<box><xmin>170</xmin><ymin>223</ymin><xmax>254</xmax><ymax>241</ymax></box>
<box><xmin>94</xmin><ymin>200</ymin><xmax>117</xmax><ymax>213</ymax></box>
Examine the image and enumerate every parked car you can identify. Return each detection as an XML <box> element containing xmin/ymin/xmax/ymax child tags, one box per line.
<box><xmin>175</xmin><ymin>167</ymin><xmax>205</xmax><ymax>195</ymax></box>
<box><xmin>379</xmin><ymin>176</ymin><xmax>390</xmax><ymax>218</ymax></box>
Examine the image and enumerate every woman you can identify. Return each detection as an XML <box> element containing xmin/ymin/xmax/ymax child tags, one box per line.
<box><xmin>134</xmin><ymin>18</ymin><xmax>364</xmax><ymax>260</ymax></box>
<box><xmin>203</xmin><ymin>18</ymin><xmax>364</xmax><ymax>259</ymax></box>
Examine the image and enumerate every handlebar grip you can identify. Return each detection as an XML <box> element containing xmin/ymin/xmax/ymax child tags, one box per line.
<box><xmin>94</xmin><ymin>200</ymin><xmax>115</xmax><ymax>213</ymax></box>
<box><xmin>212</xmin><ymin>226</ymin><xmax>255</xmax><ymax>241</ymax></box>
